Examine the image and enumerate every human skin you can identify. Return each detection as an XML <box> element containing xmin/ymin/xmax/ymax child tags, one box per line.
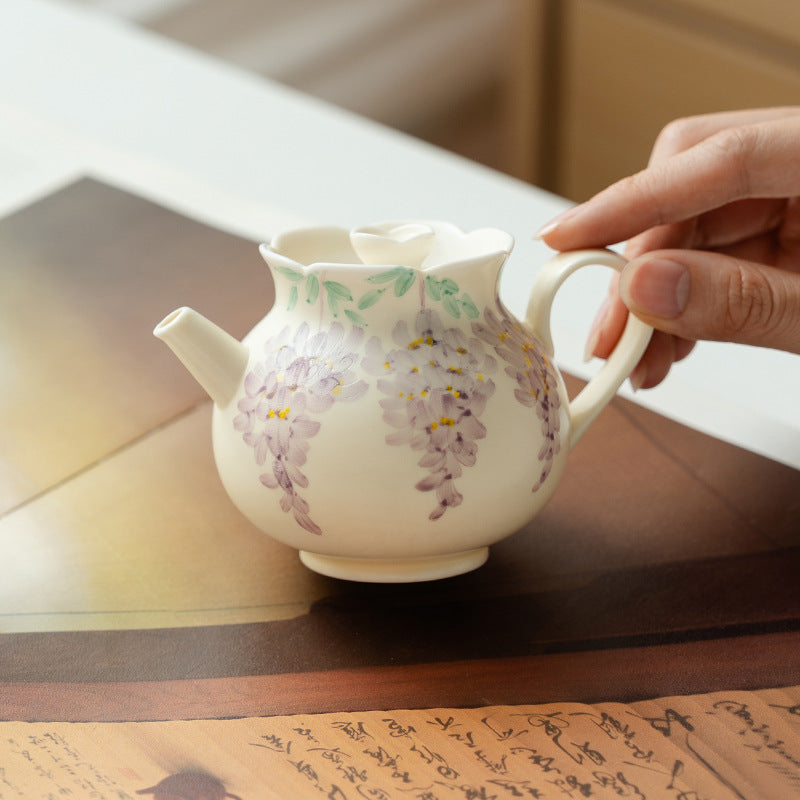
<box><xmin>536</xmin><ymin>107</ymin><xmax>800</xmax><ymax>389</ymax></box>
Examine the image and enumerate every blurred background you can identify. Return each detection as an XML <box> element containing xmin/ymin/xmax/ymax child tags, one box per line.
<box><xmin>66</xmin><ymin>0</ymin><xmax>800</xmax><ymax>202</ymax></box>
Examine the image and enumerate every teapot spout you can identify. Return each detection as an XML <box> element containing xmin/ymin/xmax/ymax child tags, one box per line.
<box><xmin>154</xmin><ymin>307</ymin><xmax>248</xmax><ymax>408</ymax></box>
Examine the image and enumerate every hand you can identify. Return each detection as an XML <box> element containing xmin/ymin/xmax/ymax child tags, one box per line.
<box><xmin>536</xmin><ymin>107</ymin><xmax>800</xmax><ymax>389</ymax></box>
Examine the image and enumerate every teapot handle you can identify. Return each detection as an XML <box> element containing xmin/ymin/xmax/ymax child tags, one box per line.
<box><xmin>526</xmin><ymin>249</ymin><xmax>653</xmax><ymax>448</ymax></box>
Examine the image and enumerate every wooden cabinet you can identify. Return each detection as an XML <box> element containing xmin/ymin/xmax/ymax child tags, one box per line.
<box><xmin>511</xmin><ymin>0</ymin><xmax>800</xmax><ymax>200</ymax></box>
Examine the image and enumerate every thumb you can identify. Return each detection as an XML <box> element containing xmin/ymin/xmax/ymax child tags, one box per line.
<box><xmin>618</xmin><ymin>250</ymin><xmax>800</xmax><ymax>353</ymax></box>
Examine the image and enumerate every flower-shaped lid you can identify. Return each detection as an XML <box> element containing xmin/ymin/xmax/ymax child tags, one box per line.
<box><xmin>263</xmin><ymin>220</ymin><xmax>513</xmax><ymax>273</ymax></box>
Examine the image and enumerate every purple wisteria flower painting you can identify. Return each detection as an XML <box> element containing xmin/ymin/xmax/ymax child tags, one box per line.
<box><xmin>233</xmin><ymin>321</ymin><xmax>368</xmax><ymax>535</ymax></box>
<box><xmin>364</xmin><ymin>309</ymin><xmax>497</xmax><ymax>521</ymax></box>
<box><xmin>472</xmin><ymin>308</ymin><xmax>561</xmax><ymax>491</ymax></box>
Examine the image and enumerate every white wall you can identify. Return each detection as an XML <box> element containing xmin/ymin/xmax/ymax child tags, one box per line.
<box><xmin>65</xmin><ymin>0</ymin><xmax>513</xmax><ymax>132</ymax></box>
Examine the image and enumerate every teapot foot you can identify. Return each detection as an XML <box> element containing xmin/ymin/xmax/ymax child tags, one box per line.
<box><xmin>298</xmin><ymin>547</ymin><xmax>489</xmax><ymax>583</ymax></box>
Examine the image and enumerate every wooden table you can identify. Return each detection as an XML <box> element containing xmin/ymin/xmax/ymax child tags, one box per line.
<box><xmin>2</xmin><ymin>179</ymin><xmax>798</xmax><ymax>723</ymax></box>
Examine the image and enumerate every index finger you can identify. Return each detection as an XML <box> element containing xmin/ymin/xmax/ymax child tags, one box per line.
<box><xmin>538</xmin><ymin>116</ymin><xmax>800</xmax><ymax>251</ymax></box>
<box><xmin>647</xmin><ymin>107</ymin><xmax>800</xmax><ymax>165</ymax></box>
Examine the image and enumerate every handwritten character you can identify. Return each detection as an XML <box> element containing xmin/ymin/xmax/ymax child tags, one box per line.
<box><xmin>641</xmin><ymin>708</ymin><xmax>694</xmax><ymax>737</ymax></box>
<box><xmin>333</xmin><ymin>720</ymin><xmax>372</xmax><ymax>742</ymax></box>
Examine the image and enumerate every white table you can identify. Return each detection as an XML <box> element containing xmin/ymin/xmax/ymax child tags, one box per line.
<box><xmin>1</xmin><ymin>0</ymin><xmax>798</xmax><ymax>469</ymax></box>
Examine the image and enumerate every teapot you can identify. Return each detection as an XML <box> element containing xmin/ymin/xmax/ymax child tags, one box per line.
<box><xmin>154</xmin><ymin>221</ymin><xmax>651</xmax><ymax>582</ymax></box>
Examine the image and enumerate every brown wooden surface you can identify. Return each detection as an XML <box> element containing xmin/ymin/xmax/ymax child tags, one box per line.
<box><xmin>0</xmin><ymin>179</ymin><xmax>270</xmax><ymax>511</ymax></box>
<box><xmin>2</xmin><ymin>545</ymin><xmax>799</xmax><ymax>684</ymax></box>
<box><xmin>3</xmin><ymin>630</ymin><xmax>800</xmax><ymax>722</ymax></box>
<box><xmin>1</xmin><ymin>179</ymin><xmax>799</xmax><ymax>722</ymax></box>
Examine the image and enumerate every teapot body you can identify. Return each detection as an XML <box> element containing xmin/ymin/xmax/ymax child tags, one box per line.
<box><xmin>210</xmin><ymin>223</ymin><xmax>571</xmax><ymax>580</ymax></box>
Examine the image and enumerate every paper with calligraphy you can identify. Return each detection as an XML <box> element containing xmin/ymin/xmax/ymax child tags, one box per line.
<box><xmin>1</xmin><ymin>685</ymin><xmax>799</xmax><ymax>799</ymax></box>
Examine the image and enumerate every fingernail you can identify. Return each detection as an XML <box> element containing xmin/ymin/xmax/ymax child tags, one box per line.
<box><xmin>534</xmin><ymin>205</ymin><xmax>580</xmax><ymax>240</ymax></box>
<box><xmin>583</xmin><ymin>296</ymin><xmax>611</xmax><ymax>362</ymax></box>
<box><xmin>621</xmin><ymin>258</ymin><xmax>690</xmax><ymax>318</ymax></box>
<box><xmin>629</xmin><ymin>363</ymin><xmax>647</xmax><ymax>392</ymax></box>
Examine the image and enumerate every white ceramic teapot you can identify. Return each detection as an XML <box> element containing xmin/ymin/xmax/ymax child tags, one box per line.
<box><xmin>154</xmin><ymin>221</ymin><xmax>651</xmax><ymax>582</ymax></box>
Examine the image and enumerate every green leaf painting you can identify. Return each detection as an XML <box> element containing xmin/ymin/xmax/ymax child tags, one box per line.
<box><xmin>305</xmin><ymin>274</ymin><xmax>319</xmax><ymax>304</ymax></box>
<box><xmin>276</xmin><ymin>264</ymin><xmax>482</xmax><ymax>325</ymax></box>
<box><xmin>344</xmin><ymin>309</ymin><xmax>367</xmax><ymax>326</ymax></box>
<box><xmin>440</xmin><ymin>278</ymin><xmax>459</xmax><ymax>295</ymax></box>
<box><xmin>424</xmin><ymin>275</ymin><xmax>442</xmax><ymax>301</ymax></box>
<box><xmin>358</xmin><ymin>288</ymin><xmax>385</xmax><ymax>310</ymax></box>
<box><xmin>323</xmin><ymin>280</ymin><xmax>353</xmax><ymax>301</ymax></box>
<box><xmin>275</xmin><ymin>265</ymin><xmax>304</xmax><ymax>282</ymax></box>
<box><xmin>394</xmin><ymin>270</ymin><xmax>417</xmax><ymax>297</ymax></box>
<box><xmin>366</xmin><ymin>266</ymin><xmax>410</xmax><ymax>284</ymax></box>
<box><xmin>442</xmin><ymin>294</ymin><xmax>461</xmax><ymax>319</ymax></box>
<box><xmin>460</xmin><ymin>293</ymin><xmax>480</xmax><ymax>319</ymax></box>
